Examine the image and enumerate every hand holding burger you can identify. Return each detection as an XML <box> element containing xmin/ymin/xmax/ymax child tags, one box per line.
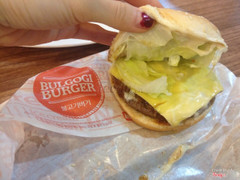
<box><xmin>0</xmin><ymin>0</ymin><xmax>162</xmax><ymax>46</ymax></box>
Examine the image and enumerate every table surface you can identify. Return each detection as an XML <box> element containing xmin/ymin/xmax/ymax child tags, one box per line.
<box><xmin>0</xmin><ymin>0</ymin><xmax>239</xmax><ymax>104</ymax></box>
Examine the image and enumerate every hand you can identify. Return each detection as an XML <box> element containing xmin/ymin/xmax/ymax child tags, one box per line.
<box><xmin>0</xmin><ymin>0</ymin><xmax>162</xmax><ymax>46</ymax></box>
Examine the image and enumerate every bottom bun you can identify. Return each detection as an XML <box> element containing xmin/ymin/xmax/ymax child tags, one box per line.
<box><xmin>111</xmin><ymin>79</ymin><xmax>213</xmax><ymax>131</ymax></box>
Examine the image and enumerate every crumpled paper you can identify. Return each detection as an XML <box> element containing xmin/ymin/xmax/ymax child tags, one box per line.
<box><xmin>0</xmin><ymin>51</ymin><xmax>239</xmax><ymax>180</ymax></box>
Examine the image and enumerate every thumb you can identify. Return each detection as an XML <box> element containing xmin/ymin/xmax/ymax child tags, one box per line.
<box><xmin>81</xmin><ymin>0</ymin><xmax>154</xmax><ymax>33</ymax></box>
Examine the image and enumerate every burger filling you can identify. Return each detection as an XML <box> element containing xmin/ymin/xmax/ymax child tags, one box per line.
<box><xmin>112</xmin><ymin>75</ymin><xmax>215</xmax><ymax>125</ymax></box>
<box><xmin>110</xmin><ymin>24</ymin><xmax>224</xmax><ymax>126</ymax></box>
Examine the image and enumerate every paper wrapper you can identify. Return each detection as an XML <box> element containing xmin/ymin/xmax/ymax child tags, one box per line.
<box><xmin>0</xmin><ymin>50</ymin><xmax>240</xmax><ymax>179</ymax></box>
<box><xmin>0</xmin><ymin>51</ymin><xmax>141</xmax><ymax>137</ymax></box>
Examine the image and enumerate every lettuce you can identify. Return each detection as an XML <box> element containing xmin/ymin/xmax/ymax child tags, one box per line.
<box><xmin>119</xmin><ymin>25</ymin><xmax>217</xmax><ymax>67</ymax></box>
<box><xmin>113</xmin><ymin>59</ymin><xmax>171</xmax><ymax>95</ymax></box>
<box><xmin>111</xmin><ymin>49</ymin><xmax>219</xmax><ymax>96</ymax></box>
<box><xmin>126</xmin><ymin>38</ymin><xmax>198</xmax><ymax>62</ymax></box>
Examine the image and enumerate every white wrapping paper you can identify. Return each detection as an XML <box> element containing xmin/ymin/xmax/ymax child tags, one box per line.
<box><xmin>1</xmin><ymin>51</ymin><xmax>141</xmax><ymax>138</ymax></box>
<box><xmin>0</xmin><ymin>51</ymin><xmax>239</xmax><ymax>179</ymax></box>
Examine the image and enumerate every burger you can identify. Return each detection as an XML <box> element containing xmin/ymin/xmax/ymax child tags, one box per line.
<box><xmin>108</xmin><ymin>5</ymin><xmax>227</xmax><ymax>131</ymax></box>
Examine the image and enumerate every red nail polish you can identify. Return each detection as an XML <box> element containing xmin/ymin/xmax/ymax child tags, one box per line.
<box><xmin>140</xmin><ymin>13</ymin><xmax>154</xmax><ymax>28</ymax></box>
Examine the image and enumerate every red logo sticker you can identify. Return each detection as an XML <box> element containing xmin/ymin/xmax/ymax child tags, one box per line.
<box><xmin>33</xmin><ymin>66</ymin><xmax>104</xmax><ymax>118</ymax></box>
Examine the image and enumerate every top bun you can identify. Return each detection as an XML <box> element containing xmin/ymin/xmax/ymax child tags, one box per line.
<box><xmin>109</xmin><ymin>5</ymin><xmax>227</xmax><ymax>63</ymax></box>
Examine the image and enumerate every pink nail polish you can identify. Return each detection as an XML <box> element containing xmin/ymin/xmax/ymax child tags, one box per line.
<box><xmin>140</xmin><ymin>13</ymin><xmax>154</xmax><ymax>28</ymax></box>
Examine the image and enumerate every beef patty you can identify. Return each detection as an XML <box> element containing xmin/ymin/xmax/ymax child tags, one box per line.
<box><xmin>112</xmin><ymin>76</ymin><xmax>169</xmax><ymax>123</ymax></box>
<box><xmin>111</xmin><ymin>76</ymin><xmax>215</xmax><ymax>124</ymax></box>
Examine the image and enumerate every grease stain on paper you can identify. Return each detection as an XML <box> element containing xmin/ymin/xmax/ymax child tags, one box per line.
<box><xmin>156</xmin><ymin>144</ymin><xmax>194</xmax><ymax>179</ymax></box>
<box><xmin>139</xmin><ymin>174</ymin><xmax>148</xmax><ymax>180</ymax></box>
<box><xmin>28</xmin><ymin>133</ymin><xmax>49</xmax><ymax>148</ymax></box>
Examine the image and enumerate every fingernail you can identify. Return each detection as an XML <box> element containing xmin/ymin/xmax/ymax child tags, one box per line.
<box><xmin>140</xmin><ymin>13</ymin><xmax>154</xmax><ymax>28</ymax></box>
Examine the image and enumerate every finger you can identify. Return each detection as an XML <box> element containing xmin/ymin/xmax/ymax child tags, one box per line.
<box><xmin>0</xmin><ymin>23</ymin><xmax>117</xmax><ymax>46</ymax></box>
<box><xmin>125</xmin><ymin>0</ymin><xmax>163</xmax><ymax>8</ymax></box>
<box><xmin>0</xmin><ymin>0</ymin><xmax>155</xmax><ymax>33</ymax></box>
<box><xmin>83</xmin><ymin>0</ymin><xmax>154</xmax><ymax>33</ymax></box>
<box><xmin>74</xmin><ymin>23</ymin><xmax>117</xmax><ymax>46</ymax></box>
